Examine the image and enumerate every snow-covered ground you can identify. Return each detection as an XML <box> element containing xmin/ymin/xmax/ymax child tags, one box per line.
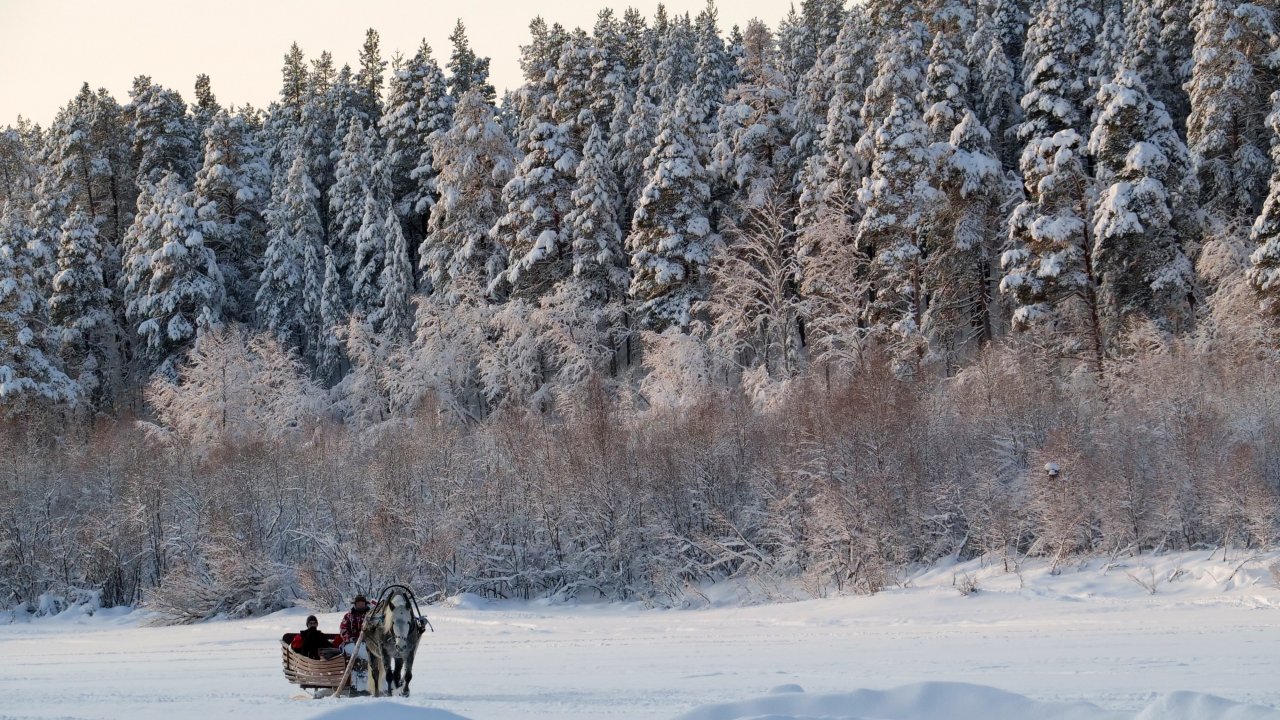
<box><xmin>4</xmin><ymin>552</ymin><xmax>1280</xmax><ymax>720</ymax></box>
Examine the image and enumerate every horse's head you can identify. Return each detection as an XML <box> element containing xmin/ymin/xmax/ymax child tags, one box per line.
<box><xmin>382</xmin><ymin>592</ymin><xmax>414</xmax><ymax>656</ymax></box>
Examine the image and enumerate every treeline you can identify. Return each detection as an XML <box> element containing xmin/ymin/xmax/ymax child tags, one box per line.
<box><xmin>4</xmin><ymin>0</ymin><xmax>1280</xmax><ymax>615</ymax></box>
<box><xmin>3</xmin><ymin>332</ymin><xmax>1278</xmax><ymax>618</ymax></box>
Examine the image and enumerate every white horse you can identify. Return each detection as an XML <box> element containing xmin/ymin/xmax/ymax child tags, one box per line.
<box><xmin>363</xmin><ymin>589</ymin><xmax>423</xmax><ymax>697</ymax></box>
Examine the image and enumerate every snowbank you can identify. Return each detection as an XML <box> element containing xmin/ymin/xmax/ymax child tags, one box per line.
<box><xmin>312</xmin><ymin>702</ymin><xmax>472</xmax><ymax>720</ymax></box>
<box><xmin>676</xmin><ymin>682</ymin><xmax>1280</xmax><ymax>720</ymax></box>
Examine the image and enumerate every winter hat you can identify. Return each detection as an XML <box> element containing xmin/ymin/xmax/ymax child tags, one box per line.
<box><xmin>306</xmin><ymin>615</ymin><xmax>318</xmax><ymax>624</ymax></box>
<box><xmin>353</xmin><ymin>594</ymin><xmax>368</xmax><ymax>604</ymax></box>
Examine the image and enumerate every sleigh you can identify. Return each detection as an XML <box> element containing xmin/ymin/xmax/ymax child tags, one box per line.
<box><xmin>280</xmin><ymin>633</ymin><xmax>347</xmax><ymax>695</ymax></box>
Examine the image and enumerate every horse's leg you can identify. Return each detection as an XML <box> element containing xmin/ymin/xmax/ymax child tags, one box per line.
<box><xmin>390</xmin><ymin>657</ymin><xmax>402</xmax><ymax>695</ymax></box>
<box><xmin>402</xmin><ymin>647</ymin><xmax>415</xmax><ymax>697</ymax></box>
<box><xmin>369</xmin><ymin>649</ymin><xmax>383</xmax><ymax>697</ymax></box>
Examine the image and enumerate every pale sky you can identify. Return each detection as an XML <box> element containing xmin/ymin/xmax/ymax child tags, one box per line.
<box><xmin>0</xmin><ymin>0</ymin><xmax>792</xmax><ymax>127</ymax></box>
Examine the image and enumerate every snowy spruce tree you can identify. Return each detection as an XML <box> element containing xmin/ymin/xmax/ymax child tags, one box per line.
<box><xmin>1002</xmin><ymin>0</ymin><xmax>1105</xmax><ymax>372</ymax></box>
<box><xmin>50</xmin><ymin>209</ymin><xmax>117</xmax><ymax>406</ymax></box>
<box><xmin>328</xmin><ymin>118</ymin><xmax>375</xmax><ymax>285</ymax></box>
<box><xmin>0</xmin><ymin>202</ymin><xmax>77</xmax><ymax>413</ymax></box>
<box><xmin>350</xmin><ymin>177</ymin><xmax>392</xmax><ymax>319</ymax></box>
<box><xmin>33</xmin><ymin>84</ymin><xmax>135</xmax><ymax>289</ymax></box>
<box><xmin>1090</xmin><ymin>68</ymin><xmax>1196</xmax><ymax>337</ymax></box>
<box><xmin>129</xmin><ymin>76</ymin><xmax>197</xmax><ymax>186</ymax></box>
<box><xmin>713</xmin><ymin>19</ymin><xmax>796</xmax><ymax>222</ymax></box>
<box><xmin>626</xmin><ymin>87</ymin><xmax>718</xmax><ymax>330</ymax></box>
<box><xmin>371</xmin><ymin>210</ymin><xmax>414</xmax><ymax>340</ymax></box>
<box><xmin>797</xmin><ymin>7</ymin><xmax>874</xmax><ymax>233</ymax></box>
<box><xmin>380</xmin><ymin>42</ymin><xmax>431</xmax><ymax>241</ymax></box>
<box><xmin>316</xmin><ymin>245</ymin><xmax>347</xmax><ymax>382</ymax></box>
<box><xmin>419</xmin><ymin>89</ymin><xmax>517</xmax><ymax>302</ymax></box>
<box><xmin>409</xmin><ymin>46</ymin><xmax>454</xmax><ymax>231</ymax></box>
<box><xmin>1247</xmin><ymin>92</ymin><xmax>1280</xmax><ymax>311</ymax></box>
<box><xmin>492</xmin><ymin>86</ymin><xmax>576</xmax><ymax>298</ymax></box>
<box><xmin>1185</xmin><ymin>0</ymin><xmax>1275</xmax><ymax>229</ymax></box>
<box><xmin>259</xmin><ymin>142</ymin><xmax>323</xmax><ymax>354</ymax></box>
<box><xmin>355</xmin><ymin>28</ymin><xmax>387</xmax><ymax>122</ymax></box>
<box><xmin>565</xmin><ymin>123</ymin><xmax>629</xmax><ymax>306</ymax></box>
<box><xmin>192</xmin><ymin>110</ymin><xmax>270</xmax><ymax>323</ymax></box>
<box><xmin>447</xmin><ymin>21</ymin><xmax>496</xmax><ymax>104</ymax></box>
<box><xmin>132</xmin><ymin>172</ymin><xmax>225</xmax><ymax>368</ymax></box>
<box><xmin>922</xmin><ymin>5</ymin><xmax>1007</xmax><ymax>364</ymax></box>
<box><xmin>855</xmin><ymin>26</ymin><xmax>936</xmax><ymax>375</ymax></box>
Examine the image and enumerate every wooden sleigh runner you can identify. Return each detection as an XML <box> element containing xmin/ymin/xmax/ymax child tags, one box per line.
<box><xmin>280</xmin><ymin>633</ymin><xmax>349</xmax><ymax>696</ymax></box>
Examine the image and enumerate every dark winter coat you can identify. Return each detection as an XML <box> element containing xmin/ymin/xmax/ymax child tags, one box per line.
<box><xmin>290</xmin><ymin>627</ymin><xmax>341</xmax><ymax>659</ymax></box>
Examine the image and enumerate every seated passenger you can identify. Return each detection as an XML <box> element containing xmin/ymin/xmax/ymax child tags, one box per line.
<box><xmin>290</xmin><ymin>615</ymin><xmax>342</xmax><ymax>659</ymax></box>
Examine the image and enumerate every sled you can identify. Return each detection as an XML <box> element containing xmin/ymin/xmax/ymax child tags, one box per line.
<box><xmin>280</xmin><ymin>633</ymin><xmax>349</xmax><ymax>695</ymax></box>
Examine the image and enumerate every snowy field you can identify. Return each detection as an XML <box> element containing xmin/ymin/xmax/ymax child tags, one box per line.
<box><xmin>4</xmin><ymin>552</ymin><xmax>1280</xmax><ymax>720</ymax></box>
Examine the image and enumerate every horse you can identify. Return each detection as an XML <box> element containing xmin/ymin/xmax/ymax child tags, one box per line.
<box><xmin>363</xmin><ymin>588</ymin><xmax>424</xmax><ymax>697</ymax></box>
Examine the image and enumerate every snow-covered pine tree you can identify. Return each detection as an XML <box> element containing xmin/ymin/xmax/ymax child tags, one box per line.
<box><xmin>120</xmin><ymin>178</ymin><xmax>163</xmax><ymax>345</ymax></box>
<box><xmin>326</xmin><ymin>65</ymin><xmax>373</xmax><ymax>159</ymax></box>
<box><xmin>191</xmin><ymin>74</ymin><xmax>221</xmax><ymax>164</ymax></box>
<box><xmin>350</xmin><ymin>178</ymin><xmax>390</xmax><ymax>320</ymax></box>
<box><xmin>491</xmin><ymin>108</ymin><xmax>569</xmax><ymax>298</ymax></box>
<box><xmin>565</xmin><ymin>123</ymin><xmax>629</xmax><ymax>307</ymax></box>
<box><xmin>797</xmin><ymin>7</ymin><xmax>874</xmax><ymax>233</ymax></box>
<box><xmin>0</xmin><ymin>201</ymin><xmax>77</xmax><ymax>413</ymax></box>
<box><xmin>691</xmin><ymin>2</ymin><xmax>733</xmax><ymax>164</ymax></box>
<box><xmin>192</xmin><ymin>110</ymin><xmax>270</xmax><ymax>323</ymax></box>
<box><xmin>653</xmin><ymin>11</ymin><xmax>697</xmax><ymax>109</ymax></box>
<box><xmin>1090</xmin><ymin>68</ymin><xmax>1195</xmax><ymax>337</ymax></box>
<box><xmin>1247</xmin><ymin>91</ymin><xmax>1280</xmax><ymax>311</ymax></box>
<box><xmin>262</xmin><ymin>43</ymin><xmax>308</xmax><ymax>175</ymax></box>
<box><xmin>0</xmin><ymin>126</ymin><xmax>35</xmax><ymax>207</ymax></box>
<box><xmin>129</xmin><ymin>76</ymin><xmax>197</xmax><ymax>186</ymax></box>
<box><xmin>258</xmin><ymin>141</ymin><xmax>323</xmax><ymax>354</ymax></box>
<box><xmin>134</xmin><ymin>172</ymin><xmax>225</xmax><ymax>367</ymax></box>
<box><xmin>790</xmin><ymin>0</ymin><xmax>848</xmax><ymax>193</ymax></box>
<box><xmin>32</xmin><ymin>85</ymin><xmax>135</xmax><ymax>290</ymax></box>
<box><xmin>316</xmin><ymin>245</ymin><xmax>347</xmax><ymax>382</ymax></box>
<box><xmin>1002</xmin><ymin>0</ymin><xmax>1105</xmax><ymax>373</ymax></box>
<box><xmin>297</xmin><ymin>81</ymin><xmax>337</xmax><ymax>237</ymax></box>
<box><xmin>973</xmin><ymin>32</ymin><xmax>1023</xmax><ymax>168</ymax></box>
<box><xmin>447</xmin><ymin>21</ymin><xmax>496</xmax><ymax>104</ymax></box>
<box><xmin>1185</xmin><ymin>0</ymin><xmax>1276</xmax><ymax>225</ymax></box>
<box><xmin>408</xmin><ymin>46</ymin><xmax>454</xmax><ymax>236</ymax></box>
<box><xmin>492</xmin><ymin>26</ymin><xmax>591</xmax><ymax>300</ymax></box>
<box><xmin>855</xmin><ymin>26</ymin><xmax>936</xmax><ymax>376</ymax></box>
<box><xmin>929</xmin><ymin>111</ymin><xmax>1007</xmax><ymax>366</ymax></box>
<box><xmin>555</xmin><ymin>28</ymin><xmax>596</xmax><ymax>140</ymax></box>
<box><xmin>922</xmin><ymin>4</ymin><xmax>1007</xmax><ymax>366</ymax></box>
<box><xmin>922</xmin><ymin>3</ymin><xmax>973</xmax><ymax>144</ymax></box>
<box><xmin>626</xmin><ymin>87</ymin><xmax>718</xmax><ymax>330</ymax></box>
<box><xmin>279</xmin><ymin>42</ymin><xmax>309</xmax><ymax>112</ymax></box>
<box><xmin>355</xmin><ymin>28</ymin><xmax>387</xmax><ymax>121</ymax></box>
<box><xmin>617</xmin><ymin>62</ymin><xmax>660</xmax><ymax>221</ymax></box>
<box><xmin>328</xmin><ymin>118</ymin><xmax>374</xmax><ymax>287</ymax></box>
<box><xmin>589</xmin><ymin>8</ymin><xmax>627</xmax><ymax>127</ymax></box>
<box><xmin>419</xmin><ymin>89</ymin><xmax>517</xmax><ymax>302</ymax></box>
<box><xmin>513</xmin><ymin>18</ymin><xmax>568</xmax><ymax>136</ymax></box>
<box><xmin>381</xmin><ymin>45</ymin><xmax>428</xmax><ymax>228</ymax></box>
<box><xmin>712</xmin><ymin>20</ymin><xmax>796</xmax><ymax>222</ymax></box>
<box><xmin>1092</xmin><ymin>0</ymin><xmax>1127</xmax><ymax>109</ymax></box>
<box><xmin>1122</xmin><ymin>0</ymin><xmax>1191</xmax><ymax>130</ymax></box>
<box><xmin>371</xmin><ymin>209</ymin><xmax>414</xmax><ymax>340</ymax></box>
<box><xmin>50</xmin><ymin>209</ymin><xmax>119</xmax><ymax>407</ymax></box>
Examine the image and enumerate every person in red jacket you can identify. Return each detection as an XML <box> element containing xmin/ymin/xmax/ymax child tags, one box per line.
<box><xmin>290</xmin><ymin>615</ymin><xmax>342</xmax><ymax>659</ymax></box>
<box><xmin>339</xmin><ymin>594</ymin><xmax>377</xmax><ymax>694</ymax></box>
<box><xmin>339</xmin><ymin>594</ymin><xmax>376</xmax><ymax>644</ymax></box>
